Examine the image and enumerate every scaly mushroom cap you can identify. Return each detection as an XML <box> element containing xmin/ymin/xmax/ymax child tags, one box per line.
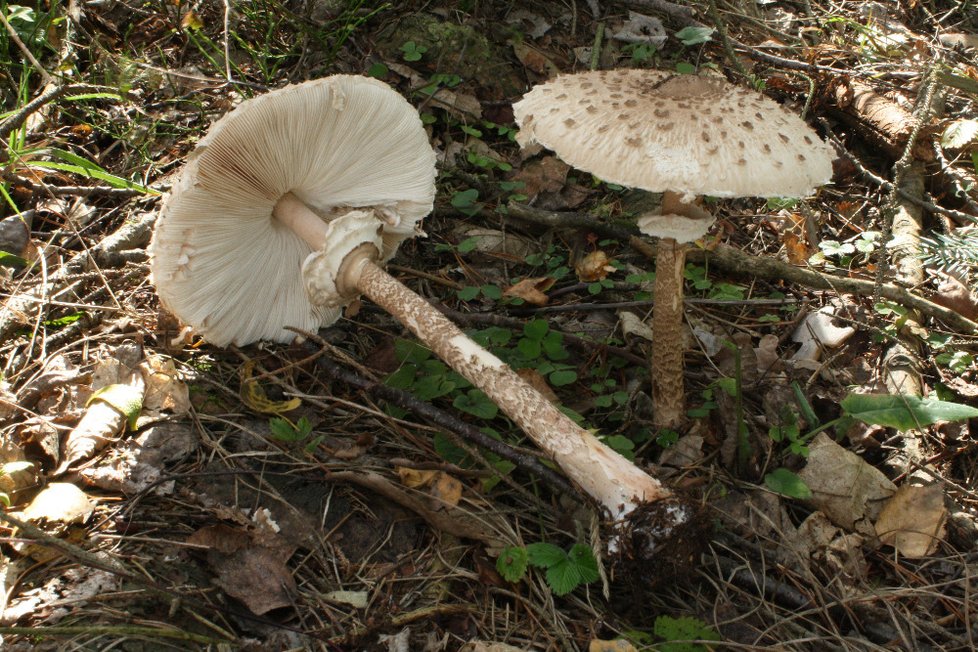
<box><xmin>513</xmin><ymin>69</ymin><xmax>834</xmax><ymax>199</ymax></box>
<box><xmin>149</xmin><ymin>75</ymin><xmax>437</xmax><ymax>346</ymax></box>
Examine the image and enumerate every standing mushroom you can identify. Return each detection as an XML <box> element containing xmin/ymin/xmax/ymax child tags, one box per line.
<box><xmin>513</xmin><ymin>69</ymin><xmax>834</xmax><ymax>428</ymax></box>
<box><xmin>150</xmin><ymin>75</ymin><xmax>699</xmax><ymax>563</ymax></box>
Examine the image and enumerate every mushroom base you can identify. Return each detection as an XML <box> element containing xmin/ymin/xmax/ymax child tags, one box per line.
<box><xmin>609</xmin><ymin>493</ymin><xmax>709</xmax><ymax>592</ymax></box>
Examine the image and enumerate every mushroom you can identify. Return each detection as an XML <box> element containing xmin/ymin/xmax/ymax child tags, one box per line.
<box><xmin>150</xmin><ymin>75</ymin><xmax>696</xmax><ymax>560</ymax></box>
<box><xmin>513</xmin><ymin>69</ymin><xmax>834</xmax><ymax>428</ymax></box>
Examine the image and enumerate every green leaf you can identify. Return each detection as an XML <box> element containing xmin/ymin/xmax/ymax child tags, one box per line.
<box><xmin>394</xmin><ymin>339</ymin><xmax>431</xmax><ymax>364</ymax></box>
<box><xmin>457</xmin><ymin>286</ymin><xmax>480</xmax><ymax>301</ymax></box>
<box><xmin>366</xmin><ymin>62</ymin><xmax>388</xmax><ymax>78</ymax></box>
<box><xmin>451</xmin><ymin>188</ymin><xmax>479</xmax><ymax>209</ymax></box>
<box><xmin>675</xmin><ymin>26</ymin><xmax>714</xmax><ymax>45</ymax></box>
<box><xmin>457</xmin><ymin>236</ymin><xmax>479</xmax><ymax>253</ymax></box>
<box><xmin>545</xmin><ymin>559</ymin><xmax>581</xmax><ymax>596</ymax></box>
<box><xmin>413</xmin><ymin>374</ymin><xmax>455</xmax><ymax>400</ymax></box>
<box><xmin>523</xmin><ymin>319</ymin><xmax>549</xmax><ymax>340</ymax></box>
<box><xmin>764</xmin><ymin>467</ymin><xmax>813</xmax><ymax>499</ymax></box>
<box><xmin>385</xmin><ymin>364</ymin><xmax>417</xmax><ymax>390</ymax></box>
<box><xmin>549</xmin><ymin>369</ymin><xmax>577</xmax><ymax>386</ymax></box>
<box><xmin>88</xmin><ymin>383</ymin><xmax>143</xmax><ymax>430</ymax></box>
<box><xmin>496</xmin><ymin>545</ymin><xmax>529</xmax><ymax>582</ymax></box>
<box><xmin>525</xmin><ymin>542</ymin><xmax>566</xmax><ymax>568</ymax></box>
<box><xmin>453</xmin><ymin>389</ymin><xmax>498</xmax><ymax>420</ymax></box>
<box><xmin>567</xmin><ymin>543</ymin><xmax>600</xmax><ymax>583</ymax></box>
<box><xmin>653</xmin><ymin>615</ymin><xmax>721</xmax><ymax>651</ymax></box>
<box><xmin>433</xmin><ymin>431</ymin><xmax>467</xmax><ymax>464</ymax></box>
<box><xmin>64</xmin><ymin>92</ymin><xmax>125</xmax><ymax>102</ymax></box>
<box><xmin>481</xmin><ymin>284</ymin><xmax>502</xmax><ymax>300</ymax></box>
<box><xmin>36</xmin><ymin>149</ymin><xmax>156</xmax><ymax>194</ymax></box>
<box><xmin>841</xmin><ymin>393</ymin><xmax>978</xmax><ymax>430</ymax></box>
<box><xmin>603</xmin><ymin>434</ymin><xmax>635</xmax><ymax>459</ymax></box>
<box><xmin>0</xmin><ymin>250</ymin><xmax>30</xmax><ymax>269</ymax></box>
<box><xmin>517</xmin><ymin>337</ymin><xmax>541</xmax><ymax>359</ymax></box>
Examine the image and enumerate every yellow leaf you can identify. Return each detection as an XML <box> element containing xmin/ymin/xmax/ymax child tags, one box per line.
<box><xmin>576</xmin><ymin>250</ymin><xmax>615</xmax><ymax>282</ymax></box>
<box><xmin>181</xmin><ymin>10</ymin><xmax>203</xmax><ymax>31</ymax></box>
<box><xmin>239</xmin><ymin>360</ymin><xmax>301</xmax><ymax>414</ymax></box>
<box><xmin>396</xmin><ymin>466</ymin><xmax>437</xmax><ymax>488</ymax></box>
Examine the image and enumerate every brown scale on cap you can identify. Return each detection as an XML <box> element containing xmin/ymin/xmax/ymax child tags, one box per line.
<box><xmin>513</xmin><ymin>68</ymin><xmax>833</xmax><ymax>199</ymax></box>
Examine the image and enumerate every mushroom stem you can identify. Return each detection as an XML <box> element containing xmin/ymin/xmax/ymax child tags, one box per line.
<box><xmin>272</xmin><ymin>196</ymin><xmax>680</xmax><ymax>528</ymax></box>
<box><xmin>651</xmin><ymin>235</ymin><xmax>687</xmax><ymax>430</ymax></box>
<box><xmin>352</xmin><ymin>255</ymin><xmax>673</xmax><ymax>519</ymax></box>
<box><xmin>275</xmin><ymin>192</ymin><xmax>331</xmax><ymax>249</ymax></box>
<box><xmin>648</xmin><ymin>190</ymin><xmax>711</xmax><ymax>430</ymax></box>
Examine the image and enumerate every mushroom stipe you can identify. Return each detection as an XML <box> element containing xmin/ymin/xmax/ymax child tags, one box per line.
<box><xmin>150</xmin><ymin>75</ymin><xmax>696</xmax><ymax>568</ymax></box>
<box><xmin>514</xmin><ymin>69</ymin><xmax>834</xmax><ymax>429</ymax></box>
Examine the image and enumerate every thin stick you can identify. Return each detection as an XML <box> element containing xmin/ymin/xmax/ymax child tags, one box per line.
<box><xmin>289</xmin><ymin>327</ymin><xmax>580</xmax><ymax>498</ymax></box>
<box><xmin>0</xmin><ymin>11</ymin><xmax>53</xmax><ymax>84</ymax></box>
<box><xmin>506</xmin><ymin>202</ymin><xmax>978</xmax><ymax>335</ymax></box>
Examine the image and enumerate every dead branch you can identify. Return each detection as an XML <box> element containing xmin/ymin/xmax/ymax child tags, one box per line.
<box><xmin>310</xmin><ymin>346</ymin><xmax>581</xmax><ymax>500</ymax></box>
<box><xmin>507</xmin><ymin>202</ymin><xmax>978</xmax><ymax>334</ymax></box>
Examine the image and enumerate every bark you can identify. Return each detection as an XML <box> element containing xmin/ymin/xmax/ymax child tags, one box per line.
<box><xmin>830</xmin><ymin>79</ymin><xmax>935</xmax><ymax>161</ymax></box>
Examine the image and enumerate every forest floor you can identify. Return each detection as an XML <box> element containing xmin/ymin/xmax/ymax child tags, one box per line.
<box><xmin>2</xmin><ymin>0</ymin><xmax>978</xmax><ymax>650</ymax></box>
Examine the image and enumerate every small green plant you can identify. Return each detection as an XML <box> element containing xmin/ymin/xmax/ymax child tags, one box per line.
<box><xmin>450</xmin><ymin>188</ymin><xmax>482</xmax><ymax>216</ymax></box>
<box><xmin>686</xmin><ymin>387</ymin><xmax>718</xmax><ymax>419</ymax></box>
<box><xmin>400</xmin><ymin>40</ymin><xmax>427</xmax><ymax>61</ymax></box>
<box><xmin>684</xmin><ymin>264</ymin><xmax>746</xmax><ymax>300</ymax></box>
<box><xmin>622</xmin><ymin>42</ymin><xmax>656</xmax><ymax>65</ymax></box>
<box><xmin>496</xmin><ymin>542</ymin><xmax>600</xmax><ymax>596</ymax></box>
<box><xmin>675</xmin><ymin>25</ymin><xmax>714</xmax><ymax>46</ymax></box>
<box><xmin>653</xmin><ymin>615</ymin><xmax>722</xmax><ymax>651</ymax></box>
<box><xmin>269</xmin><ymin>415</ymin><xmax>324</xmax><ymax>452</ymax></box>
<box><xmin>525</xmin><ymin>245</ymin><xmax>572</xmax><ymax>282</ymax></box>
<box><xmin>765</xmin><ymin>393</ymin><xmax>978</xmax><ymax>499</ymax></box>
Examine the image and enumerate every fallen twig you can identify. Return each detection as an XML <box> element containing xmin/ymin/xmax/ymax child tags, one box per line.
<box><xmin>290</xmin><ymin>328</ymin><xmax>581</xmax><ymax>499</ymax></box>
<box><xmin>507</xmin><ymin>202</ymin><xmax>978</xmax><ymax>334</ymax></box>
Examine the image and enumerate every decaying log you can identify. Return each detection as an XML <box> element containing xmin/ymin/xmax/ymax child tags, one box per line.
<box><xmin>829</xmin><ymin>79</ymin><xmax>936</xmax><ymax>161</ymax></box>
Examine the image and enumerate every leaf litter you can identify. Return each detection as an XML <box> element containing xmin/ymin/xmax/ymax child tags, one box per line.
<box><xmin>1</xmin><ymin>0</ymin><xmax>978</xmax><ymax>650</ymax></box>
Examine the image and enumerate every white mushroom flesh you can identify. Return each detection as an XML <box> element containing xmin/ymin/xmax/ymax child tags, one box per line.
<box><xmin>149</xmin><ymin>75</ymin><xmax>436</xmax><ymax>346</ymax></box>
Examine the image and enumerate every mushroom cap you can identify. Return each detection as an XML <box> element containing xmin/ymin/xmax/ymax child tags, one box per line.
<box><xmin>149</xmin><ymin>75</ymin><xmax>437</xmax><ymax>346</ymax></box>
<box><xmin>513</xmin><ymin>69</ymin><xmax>834</xmax><ymax>199</ymax></box>
<box><xmin>636</xmin><ymin>213</ymin><xmax>715</xmax><ymax>243</ymax></box>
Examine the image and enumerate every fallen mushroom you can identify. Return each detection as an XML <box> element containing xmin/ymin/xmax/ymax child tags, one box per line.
<box><xmin>150</xmin><ymin>75</ymin><xmax>698</xmax><ymax>563</ymax></box>
<box><xmin>513</xmin><ymin>69</ymin><xmax>834</xmax><ymax>428</ymax></box>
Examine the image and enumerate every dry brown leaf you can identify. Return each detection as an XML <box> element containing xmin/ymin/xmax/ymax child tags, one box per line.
<box><xmin>798</xmin><ymin>433</ymin><xmax>896</xmax><ymax>535</ymax></box>
<box><xmin>188</xmin><ymin>524</ymin><xmax>297</xmax><ymax>615</ymax></box>
<box><xmin>589</xmin><ymin>640</ymin><xmax>638</xmax><ymax>652</ymax></box>
<box><xmin>140</xmin><ymin>355</ymin><xmax>190</xmax><ymax>416</ymax></box>
<box><xmin>56</xmin><ymin>370</ymin><xmax>145</xmax><ymax>475</ymax></box>
<box><xmin>931</xmin><ymin>274</ymin><xmax>978</xmax><ymax>321</ymax></box>
<box><xmin>429</xmin><ymin>472</ymin><xmax>463</xmax><ymax>509</ymax></box>
<box><xmin>782</xmin><ymin>231</ymin><xmax>810</xmax><ymax>265</ymax></box>
<box><xmin>511</xmin><ymin>41</ymin><xmax>559</xmax><ymax>76</ymax></box>
<box><xmin>875</xmin><ymin>483</ymin><xmax>947</xmax><ymax>557</ymax></box>
<box><xmin>503</xmin><ymin>276</ymin><xmax>554</xmax><ymax>306</ymax></box>
<box><xmin>509</xmin><ymin>156</ymin><xmax>568</xmax><ymax>197</ymax></box>
<box><xmin>576</xmin><ymin>250</ymin><xmax>615</xmax><ymax>282</ymax></box>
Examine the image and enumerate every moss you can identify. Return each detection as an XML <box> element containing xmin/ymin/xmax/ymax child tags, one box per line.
<box><xmin>376</xmin><ymin>14</ymin><xmax>520</xmax><ymax>97</ymax></box>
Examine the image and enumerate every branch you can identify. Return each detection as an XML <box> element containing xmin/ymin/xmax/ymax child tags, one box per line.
<box><xmin>506</xmin><ymin>202</ymin><xmax>978</xmax><ymax>334</ymax></box>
